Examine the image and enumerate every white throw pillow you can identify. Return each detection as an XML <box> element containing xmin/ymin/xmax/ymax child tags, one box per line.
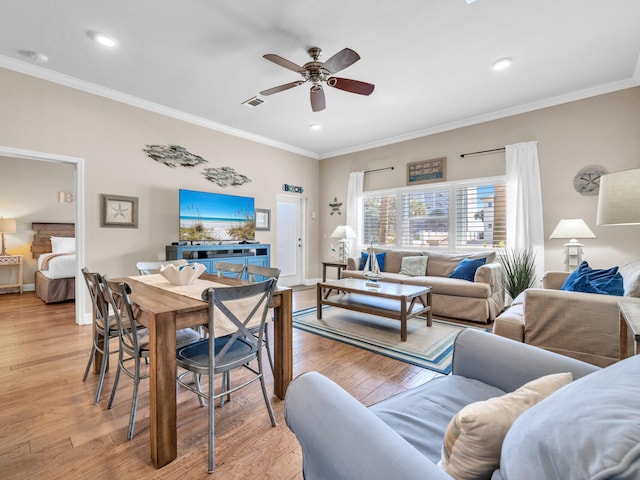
<box><xmin>51</xmin><ymin>236</ymin><xmax>76</xmax><ymax>254</ymax></box>
<box><xmin>441</xmin><ymin>372</ymin><xmax>573</xmax><ymax>480</ymax></box>
<box><xmin>618</xmin><ymin>258</ymin><xmax>640</xmax><ymax>297</ymax></box>
<box><xmin>399</xmin><ymin>256</ymin><xmax>428</xmax><ymax>276</ymax></box>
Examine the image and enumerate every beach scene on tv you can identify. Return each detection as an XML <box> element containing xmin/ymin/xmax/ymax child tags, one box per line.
<box><xmin>179</xmin><ymin>189</ymin><xmax>255</xmax><ymax>242</ymax></box>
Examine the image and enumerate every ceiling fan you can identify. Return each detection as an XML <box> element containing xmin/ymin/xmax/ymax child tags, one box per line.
<box><xmin>260</xmin><ymin>47</ymin><xmax>375</xmax><ymax>112</ymax></box>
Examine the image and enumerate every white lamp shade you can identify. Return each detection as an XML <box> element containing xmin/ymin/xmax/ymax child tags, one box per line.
<box><xmin>597</xmin><ymin>168</ymin><xmax>640</xmax><ymax>226</ymax></box>
<box><xmin>549</xmin><ymin>219</ymin><xmax>596</xmax><ymax>239</ymax></box>
<box><xmin>330</xmin><ymin>225</ymin><xmax>356</xmax><ymax>239</ymax></box>
<box><xmin>0</xmin><ymin>218</ymin><xmax>16</xmax><ymax>234</ymax></box>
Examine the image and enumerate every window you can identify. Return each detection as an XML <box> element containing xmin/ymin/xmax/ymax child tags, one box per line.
<box><xmin>360</xmin><ymin>176</ymin><xmax>506</xmax><ymax>250</ymax></box>
<box><xmin>362</xmin><ymin>194</ymin><xmax>396</xmax><ymax>245</ymax></box>
<box><xmin>455</xmin><ymin>181</ymin><xmax>506</xmax><ymax>248</ymax></box>
<box><xmin>400</xmin><ymin>189</ymin><xmax>449</xmax><ymax>247</ymax></box>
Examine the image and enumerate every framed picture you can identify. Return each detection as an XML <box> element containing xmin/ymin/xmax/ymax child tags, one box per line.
<box><xmin>255</xmin><ymin>208</ymin><xmax>271</xmax><ymax>231</ymax></box>
<box><xmin>100</xmin><ymin>194</ymin><xmax>139</xmax><ymax>228</ymax></box>
<box><xmin>407</xmin><ymin>157</ymin><xmax>447</xmax><ymax>185</ymax></box>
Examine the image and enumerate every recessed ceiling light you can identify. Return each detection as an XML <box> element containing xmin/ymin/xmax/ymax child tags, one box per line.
<box><xmin>309</xmin><ymin>124</ymin><xmax>322</xmax><ymax>131</ymax></box>
<box><xmin>89</xmin><ymin>31</ymin><xmax>117</xmax><ymax>48</ymax></box>
<box><xmin>492</xmin><ymin>57</ymin><xmax>512</xmax><ymax>71</ymax></box>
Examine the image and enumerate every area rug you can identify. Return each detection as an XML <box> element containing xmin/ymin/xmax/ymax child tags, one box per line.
<box><xmin>293</xmin><ymin>306</ymin><xmax>485</xmax><ymax>374</ymax></box>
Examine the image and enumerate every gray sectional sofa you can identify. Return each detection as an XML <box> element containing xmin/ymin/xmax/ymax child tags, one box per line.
<box><xmin>342</xmin><ymin>248</ymin><xmax>504</xmax><ymax>323</ymax></box>
<box><xmin>285</xmin><ymin>329</ymin><xmax>640</xmax><ymax>480</ymax></box>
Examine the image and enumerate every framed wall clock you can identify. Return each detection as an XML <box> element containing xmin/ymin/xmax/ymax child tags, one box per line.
<box><xmin>573</xmin><ymin>166</ymin><xmax>607</xmax><ymax>196</ymax></box>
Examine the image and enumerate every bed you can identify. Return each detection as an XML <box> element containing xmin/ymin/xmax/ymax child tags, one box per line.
<box><xmin>32</xmin><ymin>222</ymin><xmax>76</xmax><ymax>303</ymax></box>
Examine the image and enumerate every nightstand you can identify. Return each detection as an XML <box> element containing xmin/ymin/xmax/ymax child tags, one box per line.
<box><xmin>0</xmin><ymin>255</ymin><xmax>23</xmax><ymax>294</ymax></box>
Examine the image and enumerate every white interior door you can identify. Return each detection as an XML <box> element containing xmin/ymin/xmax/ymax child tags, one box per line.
<box><xmin>276</xmin><ymin>195</ymin><xmax>304</xmax><ymax>286</ymax></box>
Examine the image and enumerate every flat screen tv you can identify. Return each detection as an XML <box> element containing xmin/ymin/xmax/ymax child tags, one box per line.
<box><xmin>179</xmin><ymin>189</ymin><xmax>255</xmax><ymax>242</ymax></box>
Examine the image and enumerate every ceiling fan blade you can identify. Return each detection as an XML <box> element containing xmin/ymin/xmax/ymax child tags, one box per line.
<box><xmin>263</xmin><ymin>54</ymin><xmax>305</xmax><ymax>73</ymax></box>
<box><xmin>327</xmin><ymin>77</ymin><xmax>375</xmax><ymax>95</ymax></box>
<box><xmin>321</xmin><ymin>48</ymin><xmax>360</xmax><ymax>74</ymax></box>
<box><xmin>310</xmin><ymin>85</ymin><xmax>326</xmax><ymax>112</ymax></box>
<box><xmin>260</xmin><ymin>81</ymin><xmax>305</xmax><ymax>96</ymax></box>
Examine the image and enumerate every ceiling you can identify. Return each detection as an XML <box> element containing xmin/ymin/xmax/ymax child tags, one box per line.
<box><xmin>1</xmin><ymin>0</ymin><xmax>639</xmax><ymax>159</ymax></box>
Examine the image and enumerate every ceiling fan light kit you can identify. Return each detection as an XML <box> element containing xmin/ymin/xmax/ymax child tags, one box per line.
<box><xmin>259</xmin><ymin>46</ymin><xmax>375</xmax><ymax>112</ymax></box>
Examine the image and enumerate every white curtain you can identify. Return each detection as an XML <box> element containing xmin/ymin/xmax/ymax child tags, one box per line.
<box><xmin>346</xmin><ymin>171</ymin><xmax>364</xmax><ymax>251</ymax></box>
<box><xmin>505</xmin><ymin>141</ymin><xmax>545</xmax><ymax>283</ymax></box>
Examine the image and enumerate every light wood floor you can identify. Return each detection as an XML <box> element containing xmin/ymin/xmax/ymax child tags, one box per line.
<box><xmin>0</xmin><ymin>288</ymin><xmax>438</xmax><ymax>479</ymax></box>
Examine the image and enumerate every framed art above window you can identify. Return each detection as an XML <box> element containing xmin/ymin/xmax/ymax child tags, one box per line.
<box><xmin>407</xmin><ymin>157</ymin><xmax>446</xmax><ymax>185</ymax></box>
<box><xmin>100</xmin><ymin>194</ymin><xmax>139</xmax><ymax>228</ymax></box>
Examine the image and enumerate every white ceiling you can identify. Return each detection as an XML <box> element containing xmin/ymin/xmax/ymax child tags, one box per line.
<box><xmin>1</xmin><ymin>0</ymin><xmax>639</xmax><ymax>159</ymax></box>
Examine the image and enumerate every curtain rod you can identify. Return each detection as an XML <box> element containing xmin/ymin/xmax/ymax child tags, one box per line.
<box><xmin>459</xmin><ymin>147</ymin><xmax>505</xmax><ymax>158</ymax></box>
<box><xmin>364</xmin><ymin>166</ymin><xmax>394</xmax><ymax>174</ymax></box>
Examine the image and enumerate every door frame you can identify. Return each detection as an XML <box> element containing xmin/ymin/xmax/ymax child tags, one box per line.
<box><xmin>0</xmin><ymin>145</ymin><xmax>86</xmax><ymax>325</ymax></box>
<box><xmin>276</xmin><ymin>194</ymin><xmax>307</xmax><ymax>286</ymax></box>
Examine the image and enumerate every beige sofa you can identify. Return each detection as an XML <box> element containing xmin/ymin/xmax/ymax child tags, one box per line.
<box><xmin>493</xmin><ymin>258</ymin><xmax>640</xmax><ymax>367</ymax></box>
<box><xmin>342</xmin><ymin>248</ymin><xmax>504</xmax><ymax>323</ymax></box>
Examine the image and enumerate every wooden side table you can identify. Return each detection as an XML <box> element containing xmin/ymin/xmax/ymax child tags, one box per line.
<box><xmin>619</xmin><ymin>300</ymin><xmax>640</xmax><ymax>359</ymax></box>
<box><xmin>0</xmin><ymin>255</ymin><xmax>23</xmax><ymax>294</ymax></box>
<box><xmin>322</xmin><ymin>261</ymin><xmax>347</xmax><ymax>282</ymax></box>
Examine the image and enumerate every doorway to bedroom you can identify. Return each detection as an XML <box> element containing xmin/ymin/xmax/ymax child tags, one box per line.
<box><xmin>0</xmin><ymin>146</ymin><xmax>85</xmax><ymax>324</ymax></box>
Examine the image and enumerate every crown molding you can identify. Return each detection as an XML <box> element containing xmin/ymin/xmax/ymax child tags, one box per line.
<box><xmin>0</xmin><ymin>55</ymin><xmax>319</xmax><ymax>160</ymax></box>
<box><xmin>319</xmin><ymin>77</ymin><xmax>640</xmax><ymax>159</ymax></box>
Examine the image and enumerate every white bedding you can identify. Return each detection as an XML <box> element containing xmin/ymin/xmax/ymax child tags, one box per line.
<box><xmin>38</xmin><ymin>253</ymin><xmax>77</xmax><ymax>279</ymax></box>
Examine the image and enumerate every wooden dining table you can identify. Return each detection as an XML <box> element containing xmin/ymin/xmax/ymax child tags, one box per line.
<box><xmin>108</xmin><ymin>273</ymin><xmax>293</xmax><ymax>469</ymax></box>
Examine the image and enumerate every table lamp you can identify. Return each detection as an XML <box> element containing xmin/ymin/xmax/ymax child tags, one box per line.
<box><xmin>330</xmin><ymin>225</ymin><xmax>356</xmax><ymax>263</ymax></box>
<box><xmin>0</xmin><ymin>217</ymin><xmax>16</xmax><ymax>256</ymax></box>
<box><xmin>549</xmin><ymin>218</ymin><xmax>596</xmax><ymax>271</ymax></box>
<box><xmin>596</xmin><ymin>168</ymin><xmax>640</xmax><ymax>226</ymax></box>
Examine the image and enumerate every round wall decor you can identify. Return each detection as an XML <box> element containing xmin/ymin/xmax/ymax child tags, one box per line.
<box><xmin>573</xmin><ymin>166</ymin><xmax>607</xmax><ymax>196</ymax></box>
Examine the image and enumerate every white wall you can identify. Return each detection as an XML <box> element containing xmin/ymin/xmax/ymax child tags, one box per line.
<box><xmin>320</xmin><ymin>87</ymin><xmax>640</xmax><ymax>271</ymax></box>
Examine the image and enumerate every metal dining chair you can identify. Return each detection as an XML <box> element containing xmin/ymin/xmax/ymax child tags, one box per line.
<box><xmin>81</xmin><ymin>267</ymin><xmax>118</xmax><ymax>404</ymax></box>
<box><xmin>175</xmin><ymin>280</ymin><xmax>278</xmax><ymax>473</ymax></box>
<box><xmin>136</xmin><ymin>259</ymin><xmax>188</xmax><ymax>275</ymax></box>
<box><xmin>214</xmin><ymin>261</ymin><xmax>245</xmax><ymax>279</ymax></box>
<box><xmin>101</xmin><ymin>277</ymin><xmax>201</xmax><ymax>440</ymax></box>
<box><xmin>246</xmin><ymin>265</ymin><xmax>281</xmax><ymax>374</ymax></box>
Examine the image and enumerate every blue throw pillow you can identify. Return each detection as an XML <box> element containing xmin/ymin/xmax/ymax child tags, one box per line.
<box><xmin>561</xmin><ymin>261</ymin><xmax>623</xmax><ymax>296</ymax></box>
<box><xmin>449</xmin><ymin>257</ymin><xmax>486</xmax><ymax>282</ymax></box>
<box><xmin>560</xmin><ymin>261</ymin><xmax>591</xmax><ymax>291</ymax></box>
<box><xmin>359</xmin><ymin>251</ymin><xmax>386</xmax><ymax>272</ymax></box>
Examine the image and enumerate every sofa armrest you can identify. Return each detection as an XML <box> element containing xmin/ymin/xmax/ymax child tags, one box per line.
<box><xmin>452</xmin><ymin>329</ymin><xmax>598</xmax><ymax>393</ymax></box>
<box><xmin>285</xmin><ymin>372</ymin><xmax>451</xmax><ymax>480</ymax></box>
<box><xmin>542</xmin><ymin>271</ymin><xmax>570</xmax><ymax>289</ymax></box>
<box><xmin>492</xmin><ymin>300</ymin><xmax>525</xmax><ymax>342</ymax></box>
<box><xmin>522</xmin><ymin>288</ymin><xmax>639</xmax><ymax>365</ymax></box>
<box><xmin>474</xmin><ymin>262</ymin><xmax>503</xmax><ymax>289</ymax></box>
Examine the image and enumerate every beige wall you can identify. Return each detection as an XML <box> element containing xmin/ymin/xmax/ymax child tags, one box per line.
<box><xmin>320</xmin><ymin>87</ymin><xmax>640</xmax><ymax>272</ymax></box>
<box><xmin>0</xmin><ymin>68</ymin><xmax>320</xmax><ymax>294</ymax></box>
<box><xmin>1</xmin><ymin>63</ymin><xmax>638</xmax><ymax>301</ymax></box>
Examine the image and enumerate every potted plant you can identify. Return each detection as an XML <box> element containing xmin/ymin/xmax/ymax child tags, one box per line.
<box><xmin>502</xmin><ymin>248</ymin><xmax>537</xmax><ymax>303</ymax></box>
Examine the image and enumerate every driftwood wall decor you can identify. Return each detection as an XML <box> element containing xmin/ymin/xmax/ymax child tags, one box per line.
<box><xmin>202</xmin><ymin>167</ymin><xmax>251</xmax><ymax>187</ymax></box>
<box><xmin>144</xmin><ymin>145</ymin><xmax>207</xmax><ymax>168</ymax></box>
<box><xmin>143</xmin><ymin>145</ymin><xmax>252</xmax><ymax>187</ymax></box>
